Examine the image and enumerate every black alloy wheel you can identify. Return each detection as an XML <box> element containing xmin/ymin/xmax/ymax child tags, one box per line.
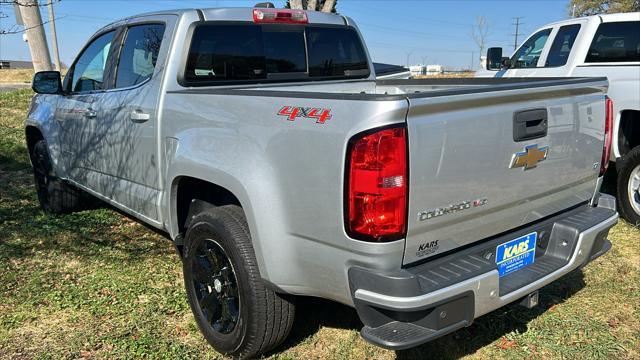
<box><xmin>189</xmin><ymin>238</ymin><xmax>240</xmax><ymax>334</ymax></box>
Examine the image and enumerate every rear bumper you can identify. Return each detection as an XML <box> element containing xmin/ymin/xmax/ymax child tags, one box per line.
<box><xmin>348</xmin><ymin>195</ymin><xmax>618</xmax><ymax>350</ymax></box>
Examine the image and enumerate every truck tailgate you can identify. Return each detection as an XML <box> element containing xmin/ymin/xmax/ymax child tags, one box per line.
<box><xmin>403</xmin><ymin>79</ymin><xmax>608</xmax><ymax>265</ymax></box>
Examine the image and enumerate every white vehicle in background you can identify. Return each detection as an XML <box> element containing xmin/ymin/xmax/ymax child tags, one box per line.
<box><xmin>479</xmin><ymin>12</ymin><xmax>640</xmax><ymax>224</ymax></box>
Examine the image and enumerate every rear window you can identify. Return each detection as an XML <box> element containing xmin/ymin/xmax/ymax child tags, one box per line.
<box><xmin>585</xmin><ymin>21</ymin><xmax>640</xmax><ymax>63</ymax></box>
<box><xmin>184</xmin><ymin>23</ymin><xmax>369</xmax><ymax>85</ymax></box>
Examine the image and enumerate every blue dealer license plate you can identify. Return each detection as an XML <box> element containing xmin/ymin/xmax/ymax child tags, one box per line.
<box><xmin>496</xmin><ymin>232</ymin><xmax>537</xmax><ymax>277</ymax></box>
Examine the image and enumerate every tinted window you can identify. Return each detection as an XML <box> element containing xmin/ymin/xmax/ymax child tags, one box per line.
<box><xmin>115</xmin><ymin>24</ymin><xmax>166</xmax><ymax>88</ymax></box>
<box><xmin>511</xmin><ymin>29</ymin><xmax>551</xmax><ymax>68</ymax></box>
<box><xmin>586</xmin><ymin>21</ymin><xmax>640</xmax><ymax>63</ymax></box>
<box><xmin>186</xmin><ymin>25</ymin><xmax>266</xmax><ymax>82</ymax></box>
<box><xmin>307</xmin><ymin>27</ymin><xmax>369</xmax><ymax>77</ymax></box>
<box><xmin>546</xmin><ymin>24</ymin><xmax>581</xmax><ymax>67</ymax></box>
<box><xmin>184</xmin><ymin>24</ymin><xmax>370</xmax><ymax>84</ymax></box>
<box><xmin>70</xmin><ymin>31</ymin><xmax>115</xmax><ymax>92</ymax></box>
<box><xmin>263</xmin><ymin>30</ymin><xmax>306</xmax><ymax>73</ymax></box>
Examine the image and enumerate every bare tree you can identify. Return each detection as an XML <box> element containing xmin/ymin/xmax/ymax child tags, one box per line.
<box><xmin>288</xmin><ymin>0</ymin><xmax>303</xmax><ymax>9</ymax></box>
<box><xmin>321</xmin><ymin>0</ymin><xmax>335</xmax><ymax>12</ymax></box>
<box><xmin>307</xmin><ymin>0</ymin><xmax>317</xmax><ymax>10</ymax></box>
<box><xmin>471</xmin><ymin>16</ymin><xmax>490</xmax><ymax>64</ymax></box>
<box><xmin>285</xmin><ymin>0</ymin><xmax>338</xmax><ymax>12</ymax></box>
<box><xmin>0</xmin><ymin>0</ymin><xmax>61</xmax><ymax>35</ymax></box>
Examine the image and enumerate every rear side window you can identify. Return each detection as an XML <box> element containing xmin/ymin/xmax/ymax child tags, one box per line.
<box><xmin>586</xmin><ymin>21</ymin><xmax>640</xmax><ymax>63</ymax></box>
<box><xmin>545</xmin><ymin>24</ymin><xmax>581</xmax><ymax>67</ymax></box>
<box><xmin>184</xmin><ymin>24</ymin><xmax>369</xmax><ymax>85</ymax></box>
<box><xmin>187</xmin><ymin>25</ymin><xmax>266</xmax><ymax>82</ymax></box>
<box><xmin>115</xmin><ymin>24</ymin><xmax>166</xmax><ymax>88</ymax></box>
<box><xmin>510</xmin><ymin>28</ymin><xmax>552</xmax><ymax>68</ymax></box>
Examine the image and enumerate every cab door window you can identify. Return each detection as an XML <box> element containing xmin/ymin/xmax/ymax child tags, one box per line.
<box><xmin>114</xmin><ymin>24</ymin><xmax>166</xmax><ymax>88</ymax></box>
<box><xmin>69</xmin><ymin>31</ymin><xmax>116</xmax><ymax>93</ymax></box>
<box><xmin>510</xmin><ymin>29</ymin><xmax>552</xmax><ymax>68</ymax></box>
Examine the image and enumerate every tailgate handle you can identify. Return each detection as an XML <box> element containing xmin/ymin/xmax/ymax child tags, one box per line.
<box><xmin>513</xmin><ymin>108</ymin><xmax>548</xmax><ymax>142</ymax></box>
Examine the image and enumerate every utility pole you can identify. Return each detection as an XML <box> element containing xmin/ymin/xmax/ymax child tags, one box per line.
<box><xmin>470</xmin><ymin>51</ymin><xmax>474</xmax><ymax>70</ymax></box>
<box><xmin>47</xmin><ymin>1</ymin><xmax>61</xmax><ymax>71</ymax></box>
<box><xmin>511</xmin><ymin>17</ymin><xmax>524</xmax><ymax>52</ymax></box>
<box><xmin>17</xmin><ymin>0</ymin><xmax>52</xmax><ymax>72</ymax></box>
<box><xmin>405</xmin><ymin>51</ymin><xmax>413</xmax><ymax>67</ymax></box>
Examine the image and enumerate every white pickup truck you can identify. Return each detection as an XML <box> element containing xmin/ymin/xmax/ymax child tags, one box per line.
<box><xmin>479</xmin><ymin>12</ymin><xmax>640</xmax><ymax>224</ymax></box>
<box><xmin>26</xmin><ymin>5</ymin><xmax>618</xmax><ymax>358</ymax></box>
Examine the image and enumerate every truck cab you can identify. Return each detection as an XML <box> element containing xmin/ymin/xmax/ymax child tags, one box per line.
<box><xmin>479</xmin><ymin>12</ymin><xmax>640</xmax><ymax>224</ymax></box>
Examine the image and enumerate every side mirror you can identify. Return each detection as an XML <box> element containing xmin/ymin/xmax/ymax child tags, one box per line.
<box><xmin>32</xmin><ymin>71</ymin><xmax>63</xmax><ymax>94</ymax></box>
<box><xmin>486</xmin><ymin>47</ymin><xmax>503</xmax><ymax>70</ymax></box>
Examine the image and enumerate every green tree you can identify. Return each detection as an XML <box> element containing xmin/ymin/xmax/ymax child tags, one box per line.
<box><xmin>568</xmin><ymin>0</ymin><xmax>640</xmax><ymax>16</ymax></box>
<box><xmin>285</xmin><ymin>0</ymin><xmax>338</xmax><ymax>13</ymax></box>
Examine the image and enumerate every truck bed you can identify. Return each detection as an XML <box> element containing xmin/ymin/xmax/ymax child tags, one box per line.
<box><xmin>163</xmin><ymin>76</ymin><xmax>608</xmax><ymax>306</ymax></box>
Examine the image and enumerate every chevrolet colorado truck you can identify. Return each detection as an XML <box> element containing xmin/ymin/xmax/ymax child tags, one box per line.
<box><xmin>479</xmin><ymin>12</ymin><xmax>640</xmax><ymax>225</ymax></box>
<box><xmin>26</xmin><ymin>5</ymin><xmax>618</xmax><ymax>358</ymax></box>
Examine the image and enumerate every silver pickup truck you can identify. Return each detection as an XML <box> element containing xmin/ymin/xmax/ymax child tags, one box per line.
<box><xmin>25</xmin><ymin>5</ymin><xmax>618</xmax><ymax>359</ymax></box>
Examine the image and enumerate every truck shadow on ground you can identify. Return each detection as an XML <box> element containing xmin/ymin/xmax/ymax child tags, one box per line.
<box><xmin>276</xmin><ymin>269</ymin><xmax>586</xmax><ymax>359</ymax></box>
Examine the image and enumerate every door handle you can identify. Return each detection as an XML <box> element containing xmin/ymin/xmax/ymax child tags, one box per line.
<box><xmin>130</xmin><ymin>109</ymin><xmax>150</xmax><ymax>123</ymax></box>
<box><xmin>83</xmin><ymin>109</ymin><xmax>97</xmax><ymax>119</ymax></box>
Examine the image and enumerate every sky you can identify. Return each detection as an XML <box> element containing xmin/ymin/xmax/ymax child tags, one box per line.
<box><xmin>0</xmin><ymin>0</ymin><xmax>572</xmax><ymax>70</ymax></box>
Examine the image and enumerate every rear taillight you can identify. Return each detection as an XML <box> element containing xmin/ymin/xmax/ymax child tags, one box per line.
<box><xmin>600</xmin><ymin>96</ymin><xmax>614</xmax><ymax>176</ymax></box>
<box><xmin>346</xmin><ymin>126</ymin><xmax>407</xmax><ymax>241</ymax></box>
<box><xmin>252</xmin><ymin>8</ymin><xmax>308</xmax><ymax>24</ymax></box>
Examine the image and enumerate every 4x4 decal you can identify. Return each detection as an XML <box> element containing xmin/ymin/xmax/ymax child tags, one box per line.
<box><xmin>277</xmin><ymin>106</ymin><xmax>332</xmax><ymax>124</ymax></box>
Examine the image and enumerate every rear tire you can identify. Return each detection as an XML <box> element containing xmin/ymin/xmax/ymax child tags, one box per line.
<box><xmin>616</xmin><ymin>146</ymin><xmax>640</xmax><ymax>225</ymax></box>
<box><xmin>182</xmin><ymin>202</ymin><xmax>294</xmax><ymax>359</ymax></box>
<box><xmin>31</xmin><ymin>140</ymin><xmax>83</xmax><ymax>214</ymax></box>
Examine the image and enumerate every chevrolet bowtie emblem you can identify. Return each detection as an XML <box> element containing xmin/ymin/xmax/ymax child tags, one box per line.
<box><xmin>510</xmin><ymin>144</ymin><xmax>548</xmax><ymax>170</ymax></box>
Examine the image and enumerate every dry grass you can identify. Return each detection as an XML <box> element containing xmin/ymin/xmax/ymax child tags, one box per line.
<box><xmin>0</xmin><ymin>69</ymin><xmax>34</xmax><ymax>84</ymax></box>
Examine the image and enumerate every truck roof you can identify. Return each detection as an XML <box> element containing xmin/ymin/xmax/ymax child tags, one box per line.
<box><xmin>97</xmin><ymin>7</ymin><xmax>348</xmax><ymax>33</ymax></box>
<box><xmin>541</xmin><ymin>11</ymin><xmax>639</xmax><ymax>27</ymax></box>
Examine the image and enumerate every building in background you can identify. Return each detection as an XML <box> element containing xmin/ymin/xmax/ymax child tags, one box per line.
<box><xmin>410</xmin><ymin>64</ymin><xmax>444</xmax><ymax>76</ymax></box>
<box><xmin>0</xmin><ymin>60</ymin><xmax>34</xmax><ymax>69</ymax></box>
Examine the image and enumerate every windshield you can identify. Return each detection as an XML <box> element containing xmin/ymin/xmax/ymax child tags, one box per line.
<box><xmin>510</xmin><ymin>28</ymin><xmax>552</xmax><ymax>68</ymax></box>
<box><xmin>184</xmin><ymin>24</ymin><xmax>370</xmax><ymax>85</ymax></box>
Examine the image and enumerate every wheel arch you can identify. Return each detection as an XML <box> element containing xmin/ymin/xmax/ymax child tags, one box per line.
<box><xmin>171</xmin><ymin>175</ymin><xmax>243</xmax><ymax>245</ymax></box>
<box><xmin>617</xmin><ymin>109</ymin><xmax>640</xmax><ymax>159</ymax></box>
<box><xmin>25</xmin><ymin>125</ymin><xmax>45</xmax><ymax>162</ymax></box>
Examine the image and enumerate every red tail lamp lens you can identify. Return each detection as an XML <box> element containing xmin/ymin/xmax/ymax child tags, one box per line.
<box><xmin>347</xmin><ymin>127</ymin><xmax>407</xmax><ymax>241</ymax></box>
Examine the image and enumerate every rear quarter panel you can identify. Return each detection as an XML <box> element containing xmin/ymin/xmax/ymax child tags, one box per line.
<box><xmin>161</xmin><ymin>91</ymin><xmax>408</xmax><ymax>305</ymax></box>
